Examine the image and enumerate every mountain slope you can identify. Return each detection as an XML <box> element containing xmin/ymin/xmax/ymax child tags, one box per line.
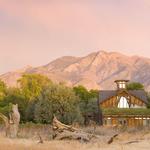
<box><xmin>1</xmin><ymin>51</ymin><xmax>150</xmax><ymax>90</ymax></box>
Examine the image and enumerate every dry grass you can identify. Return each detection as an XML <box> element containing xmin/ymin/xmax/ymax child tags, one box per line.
<box><xmin>0</xmin><ymin>124</ymin><xmax>150</xmax><ymax>150</ymax></box>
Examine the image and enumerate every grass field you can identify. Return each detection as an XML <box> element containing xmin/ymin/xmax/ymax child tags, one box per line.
<box><xmin>0</xmin><ymin>124</ymin><xmax>150</xmax><ymax>150</ymax></box>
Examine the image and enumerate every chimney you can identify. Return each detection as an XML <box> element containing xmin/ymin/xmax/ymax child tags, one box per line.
<box><xmin>114</xmin><ymin>80</ymin><xmax>129</xmax><ymax>90</ymax></box>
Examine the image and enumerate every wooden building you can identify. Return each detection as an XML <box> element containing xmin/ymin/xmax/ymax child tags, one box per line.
<box><xmin>98</xmin><ymin>80</ymin><xmax>150</xmax><ymax>127</ymax></box>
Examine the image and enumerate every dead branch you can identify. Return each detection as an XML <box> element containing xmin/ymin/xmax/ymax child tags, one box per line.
<box><xmin>125</xmin><ymin>140</ymin><xmax>140</xmax><ymax>145</ymax></box>
<box><xmin>52</xmin><ymin>116</ymin><xmax>78</xmax><ymax>132</ymax></box>
<box><xmin>37</xmin><ymin>133</ymin><xmax>44</xmax><ymax>144</ymax></box>
<box><xmin>107</xmin><ymin>134</ymin><xmax>119</xmax><ymax>144</ymax></box>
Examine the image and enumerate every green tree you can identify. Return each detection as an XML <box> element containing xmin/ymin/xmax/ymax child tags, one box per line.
<box><xmin>127</xmin><ymin>82</ymin><xmax>144</xmax><ymax>90</ymax></box>
<box><xmin>0</xmin><ymin>80</ymin><xmax>7</xmax><ymax>101</ymax></box>
<box><xmin>18</xmin><ymin>74</ymin><xmax>52</xmax><ymax>101</ymax></box>
<box><xmin>73</xmin><ymin>85</ymin><xmax>99</xmax><ymax>125</ymax></box>
<box><xmin>0</xmin><ymin>87</ymin><xmax>27</xmax><ymax>121</ymax></box>
<box><xmin>34</xmin><ymin>83</ymin><xmax>83</xmax><ymax>124</ymax></box>
<box><xmin>34</xmin><ymin>98</ymin><xmax>53</xmax><ymax>124</ymax></box>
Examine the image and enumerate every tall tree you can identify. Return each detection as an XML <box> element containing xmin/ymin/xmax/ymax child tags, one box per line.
<box><xmin>34</xmin><ymin>83</ymin><xmax>83</xmax><ymax>124</ymax></box>
<box><xmin>73</xmin><ymin>86</ymin><xmax>99</xmax><ymax>125</ymax></box>
<box><xmin>18</xmin><ymin>74</ymin><xmax>52</xmax><ymax>101</ymax></box>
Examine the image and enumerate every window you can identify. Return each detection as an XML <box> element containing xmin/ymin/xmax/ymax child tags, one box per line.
<box><xmin>103</xmin><ymin>118</ymin><xmax>112</xmax><ymax>125</ymax></box>
<box><xmin>118</xmin><ymin>82</ymin><xmax>126</xmax><ymax>89</ymax></box>
<box><xmin>118</xmin><ymin>118</ymin><xmax>127</xmax><ymax>125</ymax></box>
<box><xmin>118</xmin><ymin>97</ymin><xmax>129</xmax><ymax>108</ymax></box>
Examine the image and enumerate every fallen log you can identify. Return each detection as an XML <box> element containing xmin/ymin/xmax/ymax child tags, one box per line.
<box><xmin>52</xmin><ymin>116</ymin><xmax>119</xmax><ymax>143</ymax></box>
<box><xmin>52</xmin><ymin>116</ymin><xmax>96</xmax><ymax>142</ymax></box>
<box><xmin>55</xmin><ymin>130</ymin><xmax>92</xmax><ymax>142</ymax></box>
<box><xmin>0</xmin><ymin>104</ymin><xmax>20</xmax><ymax>138</ymax></box>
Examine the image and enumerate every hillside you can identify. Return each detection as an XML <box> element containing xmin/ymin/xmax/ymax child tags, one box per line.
<box><xmin>1</xmin><ymin>51</ymin><xmax>150</xmax><ymax>90</ymax></box>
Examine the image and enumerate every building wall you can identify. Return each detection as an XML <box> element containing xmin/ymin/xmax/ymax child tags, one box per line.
<box><xmin>103</xmin><ymin>116</ymin><xmax>150</xmax><ymax>127</ymax></box>
<box><xmin>100</xmin><ymin>95</ymin><xmax>146</xmax><ymax>108</ymax></box>
<box><xmin>99</xmin><ymin>91</ymin><xmax>148</xmax><ymax>127</ymax></box>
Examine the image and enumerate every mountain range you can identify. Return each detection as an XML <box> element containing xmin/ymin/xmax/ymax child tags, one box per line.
<box><xmin>1</xmin><ymin>51</ymin><xmax>150</xmax><ymax>90</ymax></box>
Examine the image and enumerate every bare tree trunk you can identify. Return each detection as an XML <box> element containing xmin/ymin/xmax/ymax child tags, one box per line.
<box><xmin>0</xmin><ymin>104</ymin><xmax>20</xmax><ymax>138</ymax></box>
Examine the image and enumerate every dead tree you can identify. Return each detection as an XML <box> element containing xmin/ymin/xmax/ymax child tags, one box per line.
<box><xmin>0</xmin><ymin>104</ymin><xmax>20</xmax><ymax>138</ymax></box>
<box><xmin>52</xmin><ymin>116</ymin><xmax>96</xmax><ymax>142</ymax></box>
<box><xmin>52</xmin><ymin>116</ymin><xmax>119</xmax><ymax>144</ymax></box>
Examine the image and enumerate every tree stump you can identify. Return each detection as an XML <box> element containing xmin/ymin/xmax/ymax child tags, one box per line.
<box><xmin>0</xmin><ymin>104</ymin><xmax>20</xmax><ymax>138</ymax></box>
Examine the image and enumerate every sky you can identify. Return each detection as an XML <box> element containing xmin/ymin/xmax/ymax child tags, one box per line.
<box><xmin>0</xmin><ymin>0</ymin><xmax>150</xmax><ymax>74</ymax></box>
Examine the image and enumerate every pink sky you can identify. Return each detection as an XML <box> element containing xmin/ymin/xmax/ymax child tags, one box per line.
<box><xmin>0</xmin><ymin>0</ymin><xmax>150</xmax><ymax>74</ymax></box>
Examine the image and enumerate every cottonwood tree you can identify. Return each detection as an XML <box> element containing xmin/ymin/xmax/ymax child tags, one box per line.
<box><xmin>17</xmin><ymin>74</ymin><xmax>52</xmax><ymax>121</ymax></box>
<box><xmin>73</xmin><ymin>85</ymin><xmax>99</xmax><ymax>125</ymax></box>
<box><xmin>34</xmin><ymin>83</ymin><xmax>83</xmax><ymax>124</ymax></box>
<box><xmin>18</xmin><ymin>74</ymin><xmax>52</xmax><ymax>101</ymax></box>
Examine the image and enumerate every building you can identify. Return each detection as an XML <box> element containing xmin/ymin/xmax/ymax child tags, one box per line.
<box><xmin>98</xmin><ymin>80</ymin><xmax>150</xmax><ymax>127</ymax></box>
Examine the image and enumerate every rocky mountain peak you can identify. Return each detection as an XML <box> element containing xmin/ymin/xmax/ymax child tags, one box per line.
<box><xmin>0</xmin><ymin>51</ymin><xmax>150</xmax><ymax>90</ymax></box>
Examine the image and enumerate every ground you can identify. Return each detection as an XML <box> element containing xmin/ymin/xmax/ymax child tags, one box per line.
<box><xmin>0</xmin><ymin>125</ymin><xmax>150</xmax><ymax>150</ymax></box>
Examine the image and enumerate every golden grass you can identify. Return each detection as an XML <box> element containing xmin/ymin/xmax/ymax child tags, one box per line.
<box><xmin>0</xmin><ymin>125</ymin><xmax>150</xmax><ymax>150</ymax></box>
<box><xmin>0</xmin><ymin>137</ymin><xmax>150</xmax><ymax>150</ymax></box>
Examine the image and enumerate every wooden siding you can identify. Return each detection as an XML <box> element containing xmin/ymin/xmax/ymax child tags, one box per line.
<box><xmin>100</xmin><ymin>95</ymin><xmax>146</xmax><ymax>108</ymax></box>
<box><xmin>103</xmin><ymin>116</ymin><xmax>150</xmax><ymax>127</ymax></box>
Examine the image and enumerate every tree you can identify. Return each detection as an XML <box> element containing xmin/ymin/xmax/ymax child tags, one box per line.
<box><xmin>0</xmin><ymin>88</ymin><xmax>27</xmax><ymax>122</ymax></box>
<box><xmin>0</xmin><ymin>80</ymin><xmax>7</xmax><ymax>101</ymax></box>
<box><xmin>73</xmin><ymin>85</ymin><xmax>99</xmax><ymax>125</ymax></box>
<box><xmin>127</xmin><ymin>82</ymin><xmax>144</xmax><ymax>90</ymax></box>
<box><xmin>34</xmin><ymin>98</ymin><xmax>53</xmax><ymax>124</ymax></box>
<box><xmin>18</xmin><ymin>74</ymin><xmax>52</xmax><ymax>101</ymax></box>
<box><xmin>34</xmin><ymin>83</ymin><xmax>83</xmax><ymax>124</ymax></box>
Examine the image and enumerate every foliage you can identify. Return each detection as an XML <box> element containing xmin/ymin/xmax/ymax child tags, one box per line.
<box><xmin>0</xmin><ymin>80</ymin><xmax>7</xmax><ymax>101</ymax></box>
<box><xmin>102</xmin><ymin>108</ymin><xmax>150</xmax><ymax>115</ymax></box>
<box><xmin>25</xmin><ymin>100</ymin><xmax>37</xmax><ymax>122</ymax></box>
<box><xmin>0</xmin><ymin>74</ymin><xmax>99</xmax><ymax>125</ymax></box>
<box><xmin>34</xmin><ymin>83</ymin><xmax>83</xmax><ymax>124</ymax></box>
<box><xmin>73</xmin><ymin>85</ymin><xmax>99</xmax><ymax>125</ymax></box>
<box><xmin>18</xmin><ymin>74</ymin><xmax>52</xmax><ymax>101</ymax></box>
<box><xmin>0</xmin><ymin>103</ymin><xmax>12</xmax><ymax>116</ymax></box>
<box><xmin>127</xmin><ymin>82</ymin><xmax>144</xmax><ymax>90</ymax></box>
<box><xmin>34</xmin><ymin>98</ymin><xmax>53</xmax><ymax>124</ymax></box>
<box><xmin>0</xmin><ymin>88</ymin><xmax>27</xmax><ymax>121</ymax></box>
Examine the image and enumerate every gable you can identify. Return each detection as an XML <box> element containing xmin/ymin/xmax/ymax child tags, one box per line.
<box><xmin>99</xmin><ymin>90</ymin><xmax>148</xmax><ymax>104</ymax></box>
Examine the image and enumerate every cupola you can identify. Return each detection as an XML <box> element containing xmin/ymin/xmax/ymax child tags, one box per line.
<box><xmin>114</xmin><ymin>80</ymin><xmax>129</xmax><ymax>90</ymax></box>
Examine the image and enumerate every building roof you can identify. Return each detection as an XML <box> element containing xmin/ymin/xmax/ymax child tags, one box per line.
<box><xmin>114</xmin><ymin>80</ymin><xmax>129</xmax><ymax>83</ymax></box>
<box><xmin>99</xmin><ymin>90</ymin><xmax>148</xmax><ymax>104</ymax></box>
